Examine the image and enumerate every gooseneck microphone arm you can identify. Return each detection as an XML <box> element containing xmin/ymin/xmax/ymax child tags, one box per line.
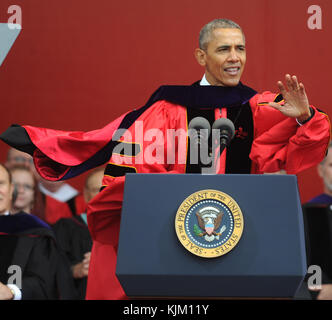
<box><xmin>188</xmin><ymin>117</ymin><xmax>211</xmax><ymax>167</ymax></box>
<box><xmin>211</xmin><ymin>118</ymin><xmax>235</xmax><ymax>156</ymax></box>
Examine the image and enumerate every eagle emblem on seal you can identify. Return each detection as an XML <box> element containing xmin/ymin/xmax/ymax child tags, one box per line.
<box><xmin>194</xmin><ymin>206</ymin><xmax>227</xmax><ymax>242</ymax></box>
<box><xmin>175</xmin><ymin>189</ymin><xmax>244</xmax><ymax>258</ymax></box>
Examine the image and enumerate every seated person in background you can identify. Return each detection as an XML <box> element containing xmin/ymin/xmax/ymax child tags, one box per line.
<box><xmin>6</xmin><ymin>147</ymin><xmax>34</xmax><ymax>169</ymax></box>
<box><xmin>6</xmin><ymin>147</ymin><xmax>86</xmax><ymax>224</ymax></box>
<box><xmin>9</xmin><ymin>165</ymin><xmax>36</xmax><ymax>214</ymax></box>
<box><xmin>52</xmin><ymin>167</ymin><xmax>104</xmax><ymax>299</ymax></box>
<box><xmin>0</xmin><ymin>164</ymin><xmax>77</xmax><ymax>300</ymax></box>
<box><xmin>308</xmin><ymin>142</ymin><xmax>332</xmax><ymax>204</ymax></box>
<box><xmin>34</xmin><ymin>178</ymin><xmax>86</xmax><ymax>225</ymax></box>
<box><xmin>305</xmin><ymin>142</ymin><xmax>332</xmax><ymax>299</ymax></box>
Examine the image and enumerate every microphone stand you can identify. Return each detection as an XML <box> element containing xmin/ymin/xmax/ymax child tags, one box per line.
<box><xmin>201</xmin><ymin>129</ymin><xmax>231</xmax><ymax>175</ymax></box>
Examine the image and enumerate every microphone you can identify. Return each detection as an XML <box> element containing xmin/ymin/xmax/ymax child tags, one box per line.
<box><xmin>188</xmin><ymin>117</ymin><xmax>211</xmax><ymax>166</ymax></box>
<box><xmin>188</xmin><ymin>117</ymin><xmax>211</xmax><ymax>145</ymax></box>
<box><xmin>212</xmin><ymin>118</ymin><xmax>235</xmax><ymax>154</ymax></box>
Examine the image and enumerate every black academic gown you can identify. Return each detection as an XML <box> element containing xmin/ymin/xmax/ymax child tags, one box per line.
<box><xmin>52</xmin><ymin>215</ymin><xmax>92</xmax><ymax>299</ymax></box>
<box><xmin>0</xmin><ymin>212</ymin><xmax>78</xmax><ymax>300</ymax></box>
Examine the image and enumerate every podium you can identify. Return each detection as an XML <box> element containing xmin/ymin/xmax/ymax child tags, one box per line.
<box><xmin>116</xmin><ymin>174</ymin><xmax>307</xmax><ymax>298</ymax></box>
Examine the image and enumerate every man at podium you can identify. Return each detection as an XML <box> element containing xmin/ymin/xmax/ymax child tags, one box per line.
<box><xmin>0</xmin><ymin>19</ymin><xmax>330</xmax><ymax>299</ymax></box>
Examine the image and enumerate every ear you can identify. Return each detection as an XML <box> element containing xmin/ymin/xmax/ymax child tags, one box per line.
<box><xmin>194</xmin><ymin>48</ymin><xmax>206</xmax><ymax>67</ymax></box>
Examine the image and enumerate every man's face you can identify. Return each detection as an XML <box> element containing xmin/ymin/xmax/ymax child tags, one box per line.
<box><xmin>196</xmin><ymin>28</ymin><xmax>246</xmax><ymax>86</ymax></box>
<box><xmin>318</xmin><ymin>149</ymin><xmax>332</xmax><ymax>192</ymax></box>
<box><xmin>0</xmin><ymin>166</ymin><xmax>13</xmax><ymax>215</ymax></box>
<box><xmin>12</xmin><ymin>169</ymin><xmax>35</xmax><ymax>213</ymax></box>
<box><xmin>7</xmin><ymin>148</ymin><xmax>34</xmax><ymax>169</ymax></box>
<box><xmin>84</xmin><ymin>171</ymin><xmax>104</xmax><ymax>203</ymax></box>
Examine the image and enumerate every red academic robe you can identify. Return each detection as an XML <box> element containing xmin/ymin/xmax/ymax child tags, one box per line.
<box><xmin>44</xmin><ymin>194</ymin><xmax>87</xmax><ymax>225</ymax></box>
<box><xmin>85</xmin><ymin>93</ymin><xmax>330</xmax><ymax>299</ymax></box>
<box><xmin>33</xmin><ymin>191</ymin><xmax>87</xmax><ymax>225</ymax></box>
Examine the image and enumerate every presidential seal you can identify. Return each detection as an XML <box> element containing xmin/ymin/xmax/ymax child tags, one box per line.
<box><xmin>175</xmin><ymin>189</ymin><xmax>244</xmax><ymax>258</ymax></box>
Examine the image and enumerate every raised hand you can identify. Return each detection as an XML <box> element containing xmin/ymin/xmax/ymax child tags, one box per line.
<box><xmin>268</xmin><ymin>74</ymin><xmax>311</xmax><ymax>123</ymax></box>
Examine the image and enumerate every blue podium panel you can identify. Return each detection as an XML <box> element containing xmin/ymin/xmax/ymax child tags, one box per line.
<box><xmin>116</xmin><ymin>174</ymin><xmax>307</xmax><ymax>298</ymax></box>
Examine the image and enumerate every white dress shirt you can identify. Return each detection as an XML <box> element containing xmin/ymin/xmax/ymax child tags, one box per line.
<box><xmin>200</xmin><ymin>74</ymin><xmax>211</xmax><ymax>86</ymax></box>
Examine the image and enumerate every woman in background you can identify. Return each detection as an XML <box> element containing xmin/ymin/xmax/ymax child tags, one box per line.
<box><xmin>10</xmin><ymin>165</ymin><xmax>36</xmax><ymax>214</ymax></box>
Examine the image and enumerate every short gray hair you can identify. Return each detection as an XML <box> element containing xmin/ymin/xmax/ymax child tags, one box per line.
<box><xmin>199</xmin><ymin>19</ymin><xmax>244</xmax><ymax>51</ymax></box>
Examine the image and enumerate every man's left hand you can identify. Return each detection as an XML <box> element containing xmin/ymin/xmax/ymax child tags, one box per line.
<box><xmin>268</xmin><ymin>74</ymin><xmax>311</xmax><ymax>123</ymax></box>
